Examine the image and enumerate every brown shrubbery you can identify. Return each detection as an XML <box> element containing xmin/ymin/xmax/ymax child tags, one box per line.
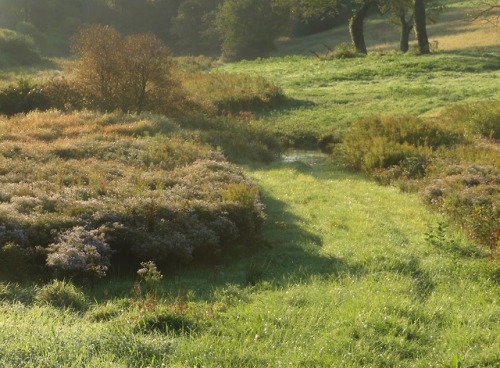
<box><xmin>70</xmin><ymin>25</ymin><xmax>186</xmax><ymax>114</ymax></box>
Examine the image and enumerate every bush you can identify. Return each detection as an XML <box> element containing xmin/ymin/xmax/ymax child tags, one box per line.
<box><xmin>0</xmin><ymin>28</ymin><xmax>41</xmax><ymax>66</ymax></box>
<box><xmin>441</xmin><ymin>102</ymin><xmax>500</xmax><ymax>140</ymax></box>
<box><xmin>70</xmin><ymin>25</ymin><xmax>184</xmax><ymax>114</ymax></box>
<box><xmin>0</xmin><ymin>79</ymin><xmax>51</xmax><ymax>116</ymax></box>
<box><xmin>46</xmin><ymin>226</ymin><xmax>113</xmax><ymax>281</ymax></box>
<box><xmin>137</xmin><ymin>261</ymin><xmax>163</xmax><ymax>295</ymax></box>
<box><xmin>0</xmin><ymin>112</ymin><xmax>268</xmax><ymax>279</ymax></box>
<box><xmin>342</xmin><ymin>115</ymin><xmax>463</xmax><ymax>174</ymax></box>
<box><xmin>181</xmin><ymin>72</ymin><xmax>285</xmax><ymax>115</ymax></box>
<box><xmin>0</xmin><ymin>242</ymin><xmax>38</xmax><ymax>281</ymax></box>
<box><xmin>422</xmin><ymin>164</ymin><xmax>499</xmax><ymax>255</ymax></box>
<box><xmin>35</xmin><ymin>279</ymin><xmax>88</xmax><ymax>311</ymax></box>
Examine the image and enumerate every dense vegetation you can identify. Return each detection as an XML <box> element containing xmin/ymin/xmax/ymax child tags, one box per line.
<box><xmin>1</xmin><ymin>0</ymin><xmax>490</xmax><ymax>61</ymax></box>
<box><xmin>0</xmin><ymin>1</ymin><xmax>499</xmax><ymax>367</ymax></box>
<box><xmin>0</xmin><ymin>111</ymin><xmax>277</xmax><ymax>283</ymax></box>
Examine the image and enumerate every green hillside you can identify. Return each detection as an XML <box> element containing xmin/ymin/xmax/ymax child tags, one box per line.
<box><xmin>1</xmin><ymin>2</ymin><xmax>499</xmax><ymax>367</ymax></box>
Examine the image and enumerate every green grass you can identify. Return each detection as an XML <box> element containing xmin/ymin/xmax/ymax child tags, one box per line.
<box><xmin>1</xmin><ymin>161</ymin><xmax>499</xmax><ymax>367</ymax></box>
<box><xmin>219</xmin><ymin>51</ymin><xmax>500</xmax><ymax>147</ymax></box>
<box><xmin>1</xmin><ymin>3</ymin><xmax>499</xmax><ymax>366</ymax></box>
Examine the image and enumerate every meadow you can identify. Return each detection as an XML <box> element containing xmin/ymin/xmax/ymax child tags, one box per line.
<box><xmin>1</xmin><ymin>2</ymin><xmax>500</xmax><ymax>367</ymax></box>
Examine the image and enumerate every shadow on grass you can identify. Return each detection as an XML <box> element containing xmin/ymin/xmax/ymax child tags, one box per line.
<box><xmin>255</xmin><ymin>97</ymin><xmax>316</xmax><ymax>120</ymax></box>
<box><xmin>86</xmin><ymin>163</ymin><xmax>367</xmax><ymax>303</ymax></box>
<box><xmin>435</xmin><ymin>50</ymin><xmax>500</xmax><ymax>71</ymax></box>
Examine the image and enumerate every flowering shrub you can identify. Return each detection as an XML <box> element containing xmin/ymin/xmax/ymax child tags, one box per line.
<box><xmin>0</xmin><ymin>111</ymin><xmax>267</xmax><ymax>280</ymax></box>
<box><xmin>46</xmin><ymin>226</ymin><xmax>113</xmax><ymax>280</ymax></box>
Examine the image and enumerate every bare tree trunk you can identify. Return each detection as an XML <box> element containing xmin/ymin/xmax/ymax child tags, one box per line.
<box><xmin>399</xmin><ymin>12</ymin><xmax>413</xmax><ymax>52</ymax></box>
<box><xmin>349</xmin><ymin>1</ymin><xmax>374</xmax><ymax>54</ymax></box>
<box><xmin>414</xmin><ymin>0</ymin><xmax>430</xmax><ymax>54</ymax></box>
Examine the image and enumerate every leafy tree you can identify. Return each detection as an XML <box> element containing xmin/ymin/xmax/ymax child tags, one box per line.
<box><xmin>283</xmin><ymin>0</ymin><xmax>443</xmax><ymax>54</ymax></box>
<box><xmin>170</xmin><ymin>0</ymin><xmax>222</xmax><ymax>55</ymax></box>
<box><xmin>379</xmin><ymin>0</ymin><xmax>444</xmax><ymax>52</ymax></box>
<box><xmin>72</xmin><ymin>25</ymin><xmax>179</xmax><ymax>113</ymax></box>
<box><xmin>215</xmin><ymin>0</ymin><xmax>290</xmax><ymax>61</ymax></box>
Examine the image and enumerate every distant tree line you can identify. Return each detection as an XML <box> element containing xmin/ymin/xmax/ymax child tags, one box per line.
<box><xmin>0</xmin><ymin>0</ymin><xmax>446</xmax><ymax>61</ymax></box>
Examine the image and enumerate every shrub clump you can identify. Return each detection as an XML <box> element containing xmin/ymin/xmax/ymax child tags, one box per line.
<box><xmin>181</xmin><ymin>72</ymin><xmax>285</xmax><ymax>115</ymax></box>
<box><xmin>0</xmin><ymin>112</ymin><xmax>267</xmax><ymax>280</ymax></box>
<box><xmin>0</xmin><ymin>79</ymin><xmax>51</xmax><ymax>116</ymax></box>
<box><xmin>342</xmin><ymin>114</ymin><xmax>464</xmax><ymax>175</ymax></box>
<box><xmin>0</xmin><ymin>28</ymin><xmax>42</xmax><ymax>67</ymax></box>
<box><xmin>441</xmin><ymin>102</ymin><xmax>500</xmax><ymax>140</ymax></box>
<box><xmin>422</xmin><ymin>164</ymin><xmax>499</xmax><ymax>254</ymax></box>
<box><xmin>46</xmin><ymin>226</ymin><xmax>113</xmax><ymax>281</ymax></box>
<box><xmin>35</xmin><ymin>279</ymin><xmax>88</xmax><ymax>311</ymax></box>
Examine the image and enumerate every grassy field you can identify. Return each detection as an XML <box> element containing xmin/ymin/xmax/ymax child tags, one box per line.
<box><xmin>221</xmin><ymin>51</ymin><xmax>499</xmax><ymax>147</ymax></box>
<box><xmin>1</xmin><ymin>2</ymin><xmax>500</xmax><ymax>367</ymax></box>
<box><xmin>1</xmin><ymin>160</ymin><xmax>499</xmax><ymax>367</ymax></box>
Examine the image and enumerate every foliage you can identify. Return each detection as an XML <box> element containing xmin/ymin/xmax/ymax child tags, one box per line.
<box><xmin>422</xmin><ymin>163</ymin><xmax>499</xmax><ymax>255</ymax></box>
<box><xmin>35</xmin><ymin>279</ymin><xmax>88</xmax><ymax>311</ymax></box>
<box><xmin>137</xmin><ymin>261</ymin><xmax>163</xmax><ymax>295</ymax></box>
<box><xmin>0</xmin><ymin>79</ymin><xmax>50</xmax><ymax>116</ymax></box>
<box><xmin>441</xmin><ymin>101</ymin><xmax>500</xmax><ymax>140</ymax></box>
<box><xmin>0</xmin><ymin>28</ymin><xmax>41</xmax><ymax>67</ymax></box>
<box><xmin>46</xmin><ymin>226</ymin><xmax>113</xmax><ymax>280</ymax></box>
<box><xmin>170</xmin><ymin>0</ymin><xmax>222</xmax><ymax>56</ymax></box>
<box><xmin>341</xmin><ymin>114</ymin><xmax>463</xmax><ymax>173</ymax></box>
<box><xmin>181</xmin><ymin>72</ymin><xmax>285</xmax><ymax>114</ymax></box>
<box><xmin>70</xmin><ymin>25</ymin><xmax>182</xmax><ymax>114</ymax></box>
<box><xmin>215</xmin><ymin>0</ymin><xmax>290</xmax><ymax>61</ymax></box>
<box><xmin>0</xmin><ymin>111</ymin><xmax>267</xmax><ymax>280</ymax></box>
<box><xmin>0</xmin><ymin>242</ymin><xmax>39</xmax><ymax>281</ymax></box>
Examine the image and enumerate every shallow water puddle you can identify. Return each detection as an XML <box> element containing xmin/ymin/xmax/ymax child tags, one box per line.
<box><xmin>281</xmin><ymin>150</ymin><xmax>329</xmax><ymax>165</ymax></box>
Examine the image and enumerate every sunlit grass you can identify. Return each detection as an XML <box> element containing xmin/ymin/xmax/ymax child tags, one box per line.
<box><xmin>2</xmin><ymin>160</ymin><xmax>498</xmax><ymax>367</ymax></box>
<box><xmin>0</xmin><ymin>3</ymin><xmax>499</xmax><ymax>366</ymax></box>
<box><xmin>220</xmin><ymin>51</ymin><xmax>499</xmax><ymax>147</ymax></box>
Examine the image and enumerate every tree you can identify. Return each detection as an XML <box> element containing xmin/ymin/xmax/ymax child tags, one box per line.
<box><xmin>72</xmin><ymin>24</ymin><xmax>179</xmax><ymax>113</ymax></box>
<box><xmin>72</xmin><ymin>25</ymin><xmax>124</xmax><ymax>111</ymax></box>
<box><xmin>349</xmin><ymin>0</ymin><xmax>375</xmax><ymax>54</ymax></box>
<box><xmin>413</xmin><ymin>0</ymin><xmax>430</xmax><ymax>54</ymax></box>
<box><xmin>379</xmin><ymin>0</ymin><xmax>444</xmax><ymax>52</ymax></box>
<box><xmin>170</xmin><ymin>0</ymin><xmax>221</xmax><ymax>55</ymax></box>
<box><xmin>287</xmin><ymin>0</ymin><xmax>375</xmax><ymax>54</ymax></box>
<box><xmin>469</xmin><ymin>1</ymin><xmax>500</xmax><ymax>28</ymax></box>
<box><xmin>379</xmin><ymin>0</ymin><xmax>413</xmax><ymax>52</ymax></box>
<box><xmin>215</xmin><ymin>0</ymin><xmax>290</xmax><ymax>61</ymax></box>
